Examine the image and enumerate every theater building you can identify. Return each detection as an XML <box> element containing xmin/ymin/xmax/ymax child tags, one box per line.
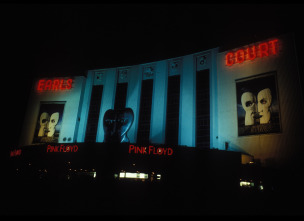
<box><xmin>11</xmin><ymin>33</ymin><xmax>304</xmax><ymax>193</ymax></box>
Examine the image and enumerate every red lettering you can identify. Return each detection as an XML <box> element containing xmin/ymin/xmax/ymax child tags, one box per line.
<box><xmin>73</xmin><ymin>145</ymin><xmax>78</xmax><ymax>152</ymax></box>
<box><xmin>37</xmin><ymin>80</ymin><xmax>45</xmax><ymax>92</ymax></box>
<box><xmin>10</xmin><ymin>150</ymin><xmax>21</xmax><ymax>157</ymax></box>
<box><xmin>156</xmin><ymin>148</ymin><xmax>162</xmax><ymax>155</ymax></box>
<box><xmin>16</xmin><ymin>149</ymin><xmax>22</xmax><ymax>156</ymax></box>
<box><xmin>259</xmin><ymin>42</ymin><xmax>269</xmax><ymax>57</ymax></box>
<box><xmin>45</xmin><ymin>80</ymin><xmax>52</xmax><ymax>90</ymax></box>
<box><xmin>225</xmin><ymin>52</ymin><xmax>234</xmax><ymax>66</ymax></box>
<box><xmin>47</xmin><ymin>145</ymin><xmax>52</xmax><ymax>152</ymax></box>
<box><xmin>52</xmin><ymin>79</ymin><xmax>60</xmax><ymax>91</ymax></box>
<box><xmin>129</xmin><ymin>145</ymin><xmax>173</xmax><ymax>156</ymax></box>
<box><xmin>59</xmin><ymin>80</ymin><xmax>65</xmax><ymax>90</ymax></box>
<box><xmin>66</xmin><ymin>79</ymin><xmax>73</xmax><ymax>89</ymax></box>
<box><xmin>149</xmin><ymin>146</ymin><xmax>154</xmax><ymax>154</ymax></box>
<box><xmin>129</xmin><ymin>145</ymin><xmax>135</xmax><ymax>153</ymax></box>
<box><xmin>36</xmin><ymin>78</ymin><xmax>73</xmax><ymax>92</ymax></box>
<box><xmin>136</xmin><ymin>146</ymin><xmax>143</xmax><ymax>154</ymax></box>
<box><xmin>235</xmin><ymin>49</ymin><xmax>245</xmax><ymax>64</ymax></box>
<box><xmin>268</xmin><ymin>39</ymin><xmax>278</xmax><ymax>55</ymax></box>
<box><xmin>60</xmin><ymin>144</ymin><xmax>65</xmax><ymax>152</ymax></box>
<box><xmin>46</xmin><ymin>144</ymin><xmax>78</xmax><ymax>153</ymax></box>
<box><xmin>167</xmin><ymin>148</ymin><xmax>173</xmax><ymax>155</ymax></box>
<box><xmin>225</xmin><ymin>39</ymin><xmax>279</xmax><ymax>67</ymax></box>
<box><xmin>246</xmin><ymin>46</ymin><xmax>257</xmax><ymax>60</ymax></box>
<box><xmin>153</xmin><ymin>147</ymin><xmax>157</xmax><ymax>155</ymax></box>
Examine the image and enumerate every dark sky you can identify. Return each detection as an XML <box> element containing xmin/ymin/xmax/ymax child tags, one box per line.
<box><xmin>3</xmin><ymin>3</ymin><xmax>304</xmax><ymax>77</ymax></box>
<box><xmin>2</xmin><ymin>3</ymin><xmax>304</xmax><ymax>147</ymax></box>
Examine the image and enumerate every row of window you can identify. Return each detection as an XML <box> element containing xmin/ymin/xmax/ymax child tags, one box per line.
<box><xmin>85</xmin><ymin>70</ymin><xmax>210</xmax><ymax>147</ymax></box>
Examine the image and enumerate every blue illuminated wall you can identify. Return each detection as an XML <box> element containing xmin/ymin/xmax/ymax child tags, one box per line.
<box><xmin>75</xmin><ymin>48</ymin><xmax>219</xmax><ymax>147</ymax></box>
<box><xmin>19</xmin><ymin>33</ymin><xmax>303</xmax><ymax>167</ymax></box>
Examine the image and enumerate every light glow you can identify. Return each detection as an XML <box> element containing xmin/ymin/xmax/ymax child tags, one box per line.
<box><xmin>117</xmin><ymin>171</ymin><xmax>155</xmax><ymax>180</ymax></box>
<box><xmin>240</xmin><ymin>181</ymin><xmax>251</xmax><ymax>186</ymax></box>
<box><xmin>37</xmin><ymin>78</ymin><xmax>73</xmax><ymax>92</ymax></box>
<box><xmin>125</xmin><ymin>172</ymin><xmax>138</xmax><ymax>178</ymax></box>
<box><xmin>225</xmin><ymin>39</ymin><xmax>279</xmax><ymax>66</ymax></box>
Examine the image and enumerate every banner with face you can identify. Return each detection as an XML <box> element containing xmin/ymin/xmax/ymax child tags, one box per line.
<box><xmin>236</xmin><ymin>72</ymin><xmax>281</xmax><ymax>136</ymax></box>
<box><xmin>33</xmin><ymin>103</ymin><xmax>65</xmax><ymax>143</ymax></box>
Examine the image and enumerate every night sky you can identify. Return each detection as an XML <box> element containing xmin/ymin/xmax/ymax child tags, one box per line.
<box><xmin>2</xmin><ymin>3</ymin><xmax>304</xmax><ymax>148</ymax></box>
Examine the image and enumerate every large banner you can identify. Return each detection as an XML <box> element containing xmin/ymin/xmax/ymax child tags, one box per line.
<box><xmin>236</xmin><ymin>72</ymin><xmax>281</xmax><ymax>136</ymax></box>
<box><xmin>33</xmin><ymin>102</ymin><xmax>65</xmax><ymax>143</ymax></box>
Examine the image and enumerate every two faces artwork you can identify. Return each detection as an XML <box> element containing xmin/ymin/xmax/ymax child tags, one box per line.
<box><xmin>38</xmin><ymin>112</ymin><xmax>60</xmax><ymax>137</ymax></box>
<box><xmin>35</xmin><ymin>105</ymin><xmax>134</xmax><ymax>144</ymax></box>
<box><xmin>34</xmin><ymin>103</ymin><xmax>64</xmax><ymax>143</ymax></box>
<box><xmin>237</xmin><ymin>73</ymin><xmax>281</xmax><ymax>136</ymax></box>
<box><xmin>241</xmin><ymin>88</ymin><xmax>272</xmax><ymax>126</ymax></box>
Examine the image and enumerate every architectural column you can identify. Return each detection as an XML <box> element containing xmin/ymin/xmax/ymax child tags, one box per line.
<box><xmin>96</xmin><ymin>68</ymin><xmax>117</xmax><ymax>142</ymax></box>
<box><xmin>150</xmin><ymin>60</ymin><xmax>168</xmax><ymax>144</ymax></box>
<box><xmin>179</xmin><ymin>55</ymin><xmax>196</xmax><ymax>147</ymax></box>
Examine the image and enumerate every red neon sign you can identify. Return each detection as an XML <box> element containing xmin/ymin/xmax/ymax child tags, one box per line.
<box><xmin>47</xmin><ymin>144</ymin><xmax>78</xmax><ymax>153</ymax></box>
<box><xmin>37</xmin><ymin>78</ymin><xmax>73</xmax><ymax>92</ymax></box>
<box><xmin>10</xmin><ymin>149</ymin><xmax>22</xmax><ymax>157</ymax></box>
<box><xmin>225</xmin><ymin>39</ymin><xmax>278</xmax><ymax>66</ymax></box>
<box><xmin>129</xmin><ymin>144</ymin><xmax>173</xmax><ymax>156</ymax></box>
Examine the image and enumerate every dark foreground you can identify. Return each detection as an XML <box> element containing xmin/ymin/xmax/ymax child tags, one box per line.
<box><xmin>4</xmin><ymin>144</ymin><xmax>304</xmax><ymax>216</ymax></box>
<box><xmin>2</xmin><ymin>176</ymin><xmax>304</xmax><ymax>216</ymax></box>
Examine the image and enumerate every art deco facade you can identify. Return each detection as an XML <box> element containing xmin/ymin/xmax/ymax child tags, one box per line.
<box><xmin>19</xmin><ymin>33</ymin><xmax>303</xmax><ymax>167</ymax></box>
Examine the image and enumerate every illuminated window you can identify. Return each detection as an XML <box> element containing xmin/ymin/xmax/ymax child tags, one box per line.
<box><xmin>240</xmin><ymin>180</ymin><xmax>260</xmax><ymax>189</ymax></box>
<box><xmin>119</xmin><ymin>172</ymin><xmax>148</xmax><ymax>179</ymax></box>
<box><xmin>240</xmin><ymin>181</ymin><xmax>251</xmax><ymax>187</ymax></box>
<box><xmin>115</xmin><ymin>171</ymin><xmax>160</xmax><ymax>182</ymax></box>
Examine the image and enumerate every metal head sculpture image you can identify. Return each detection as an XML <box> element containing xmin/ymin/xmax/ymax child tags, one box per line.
<box><xmin>103</xmin><ymin>108</ymin><xmax>134</xmax><ymax>143</ymax></box>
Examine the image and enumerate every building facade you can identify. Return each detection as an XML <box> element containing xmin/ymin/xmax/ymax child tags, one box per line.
<box><xmin>19</xmin><ymin>33</ymin><xmax>304</xmax><ymax>167</ymax></box>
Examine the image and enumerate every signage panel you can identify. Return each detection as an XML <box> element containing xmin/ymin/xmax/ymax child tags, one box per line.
<box><xmin>226</xmin><ymin>39</ymin><xmax>279</xmax><ymax>66</ymax></box>
<box><xmin>36</xmin><ymin>78</ymin><xmax>73</xmax><ymax>92</ymax></box>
